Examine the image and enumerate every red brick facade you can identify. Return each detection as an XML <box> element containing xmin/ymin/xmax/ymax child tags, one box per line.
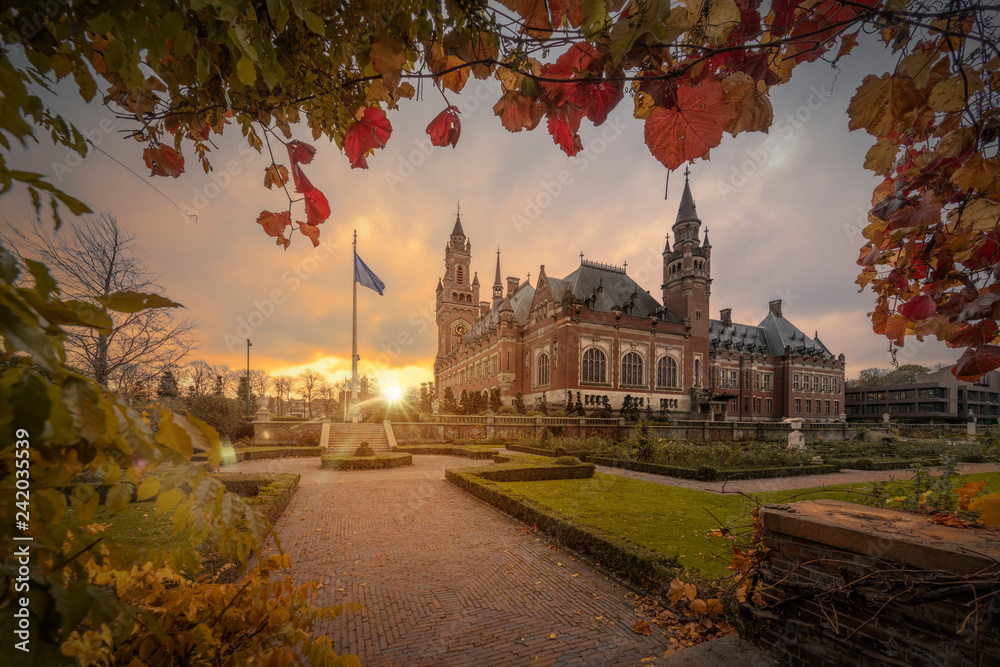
<box><xmin>434</xmin><ymin>177</ymin><xmax>846</xmax><ymax>421</ymax></box>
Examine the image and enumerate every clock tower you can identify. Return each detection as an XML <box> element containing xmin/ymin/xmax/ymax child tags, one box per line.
<box><xmin>435</xmin><ymin>206</ymin><xmax>481</xmax><ymax>371</ymax></box>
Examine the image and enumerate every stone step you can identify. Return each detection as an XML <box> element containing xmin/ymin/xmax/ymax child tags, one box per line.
<box><xmin>322</xmin><ymin>422</ymin><xmax>390</xmax><ymax>454</ymax></box>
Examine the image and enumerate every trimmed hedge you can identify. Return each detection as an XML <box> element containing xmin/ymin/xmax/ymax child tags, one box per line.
<box><xmin>446</xmin><ymin>468</ymin><xmax>680</xmax><ymax>588</ymax></box>
<box><xmin>506</xmin><ymin>444</ymin><xmax>558</xmax><ymax>457</ymax></box>
<box><xmin>230</xmin><ymin>447</ymin><xmax>322</xmax><ymax>462</ymax></box>
<box><xmin>827</xmin><ymin>457</ymin><xmax>938</xmax><ymax>471</ymax></box>
<box><xmin>585</xmin><ymin>456</ymin><xmax>838</xmax><ymax>481</ymax></box>
<box><xmin>466</xmin><ymin>461</ymin><xmax>595</xmax><ymax>482</ymax></box>
<box><xmin>395</xmin><ymin>445</ymin><xmax>498</xmax><ymax>459</ymax></box>
<box><xmin>320</xmin><ymin>452</ymin><xmax>413</xmax><ymax>470</ymax></box>
<box><xmin>210</xmin><ymin>472</ymin><xmax>300</xmax><ymax>526</ymax></box>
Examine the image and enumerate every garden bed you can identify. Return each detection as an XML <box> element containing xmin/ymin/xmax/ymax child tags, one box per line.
<box><xmin>320</xmin><ymin>452</ymin><xmax>413</xmax><ymax>470</ymax></box>
<box><xmin>198</xmin><ymin>446</ymin><xmax>323</xmax><ymax>464</ymax></box>
<box><xmin>580</xmin><ymin>456</ymin><xmax>838</xmax><ymax>481</ymax></box>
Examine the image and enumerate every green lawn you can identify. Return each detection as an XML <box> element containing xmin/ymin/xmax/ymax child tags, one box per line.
<box><xmin>494</xmin><ymin>471</ymin><xmax>1000</xmax><ymax>580</ymax></box>
<box><xmin>93</xmin><ymin>501</ymin><xmax>188</xmax><ymax>551</ymax></box>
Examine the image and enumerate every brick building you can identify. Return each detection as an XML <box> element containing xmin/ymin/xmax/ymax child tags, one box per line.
<box><xmin>433</xmin><ymin>173</ymin><xmax>846</xmax><ymax>421</ymax></box>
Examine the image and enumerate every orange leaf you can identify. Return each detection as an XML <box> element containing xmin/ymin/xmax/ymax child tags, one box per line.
<box><xmin>344</xmin><ymin>107</ymin><xmax>392</xmax><ymax>169</ymax></box>
<box><xmin>668</xmin><ymin>578</ymin><xmax>685</xmax><ymax>606</ymax></box>
<box><xmin>970</xmin><ymin>493</ymin><xmax>1000</xmax><ymax>528</ymax></box>
<box><xmin>142</xmin><ymin>143</ymin><xmax>185</xmax><ymax>178</ymax></box>
<box><xmin>644</xmin><ymin>80</ymin><xmax>736</xmax><ymax>170</ymax></box>
<box><xmin>369</xmin><ymin>38</ymin><xmax>406</xmax><ymax>93</ymax></box>
<box><xmin>299</xmin><ymin>223</ymin><xmax>320</xmax><ymax>248</ymax></box>
<box><xmin>493</xmin><ymin>90</ymin><xmax>543</xmax><ymax>133</ymax></box>
<box><xmin>632</xmin><ymin>619</ymin><xmax>653</xmax><ymax>636</ymax></box>
<box><xmin>256</xmin><ymin>210</ymin><xmax>291</xmax><ymax>237</ymax></box>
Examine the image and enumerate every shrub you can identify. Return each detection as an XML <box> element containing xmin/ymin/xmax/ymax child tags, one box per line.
<box><xmin>182</xmin><ymin>395</ymin><xmax>254</xmax><ymax>441</ymax></box>
<box><xmin>853</xmin><ymin>426</ymin><xmax>869</xmax><ymax>441</ymax></box>
<box><xmin>354</xmin><ymin>441</ymin><xmax>375</xmax><ymax>457</ymax></box>
<box><xmin>590</xmin><ymin>408</ymin><xmax>614</xmax><ymax>419</ymax></box>
<box><xmin>554</xmin><ymin>456</ymin><xmax>581</xmax><ymax>466</ymax></box>
<box><xmin>696</xmin><ymin>465</ymin><xmax>719</xmax><ymax>481</ymax></box>
<box><xmin>320</xmin><ymin>453</ymin><xmax>412</xmax><ymax>470</ymax></box>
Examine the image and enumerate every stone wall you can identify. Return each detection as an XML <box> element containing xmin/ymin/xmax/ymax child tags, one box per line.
<box><xmin>755</xmin><ymin>500</ymin><xmax>1000</xmax><ymax>666</ymax></box>
<box><xmin>252</xmin><ymin>420</ymin><xmax>322</xmax><ymax>446</ymax></box>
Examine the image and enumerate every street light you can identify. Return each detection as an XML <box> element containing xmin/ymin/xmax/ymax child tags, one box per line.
<box><xmin>246</xmin><ymin>339</ymin><xmax>252</xmax><ymax>417</ymax></box>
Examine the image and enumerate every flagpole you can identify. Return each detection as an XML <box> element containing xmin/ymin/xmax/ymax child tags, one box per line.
<box><xmin>347</xmin><ymin>229</ymin><xmax>362</xmax><ymax>423</ymax></box>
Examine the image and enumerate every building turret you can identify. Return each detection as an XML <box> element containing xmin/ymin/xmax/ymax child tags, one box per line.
<box><xmin>492</xmin><ymin>248</ymin><xmax>504</xmax><ymax>307</ymax></box>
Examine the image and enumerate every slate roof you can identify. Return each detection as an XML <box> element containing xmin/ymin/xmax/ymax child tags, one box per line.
<box><xmin>451</xmin><ymin>212</ymin><xmax>464</xmax><ymax>238</ymax></box>
<box><xmin>675</xmin><ymin>178</ymin><xmax>699</xmax><ymax>224</ymax></box>
<box><xmin>709</xmin><ymin>312</ymin><xmax>834</xmax><ymax>358</ymax></box>
<box><xmin>559</xmin><ymin>263</ymin><xmax>680</xmax><ymax>323</ymax></box>
<box><xmin>464</xmin><ymin>281</ymin><xmax>535</xmax><ymax>341</ymax></box>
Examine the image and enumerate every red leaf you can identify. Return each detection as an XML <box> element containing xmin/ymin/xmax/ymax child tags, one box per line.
<box><xmin>644</xmin><ymin>81</ymin><xmax>736</xmax><ymax>170</ymax></box>
<box><xmin>857</xmin><ymin>245</ymin><xmax>880</xmax><ymax>266</ymax></box>
<box><xmin>426</xmin><ymin>106</ymin><xmax>462</xmax><ymax>148</ymax></box>
<box><xmin>581</xmin><ymin>82</ymin><xmax>624</xmax><ymax>126</ymax></box>
<box><xmin>958</xmin><ymin>292</ymin><xmax>1000</xmax><ymax>322</ymax></box>
<box><xmin>953</xmin><ymin>345</ymin><xmax>1000</xmax><ymax>382</ymax></box>
<box><xmin>256</xmin><ymin>210</ymin><xmax>291</xmax><ymax>237</ymax></box>
<box><xmin>493</xmin><ymin>91</ymin><xmax>544</xmax><ymax>133</ymax></box>
<box><xmin>304</xmin><ymin>189</ymin><xmax>331</xmax><ymax>225</ymax></box>
<box><xmin>898</xmin><ymin>294</ymin><xmax>937</xmax><ymax>320</ymax></box>
<box><xmin>549</xmin><ymin>0</ymin><xmax>584</xmax><ymax>28</ymax></box>
<box><xmin>299</xmin><ymin>222</ymin><xmax>321</xmax><ymax>248</ymax></box>
<box><xmin>948</xmin><ymin>321</ymin><xmax>999</xmax><ymax>348</ymax></box>
<box><xmin>291</xmin><ymin>162</ymin><xmax>313</xmax><ymax>193</ymax></box>
<box><xmin>287</xmin><ymin>140</ymin><xmax>317</xmax><ymax>165</ymax></box>
<box><xmin>344</xmin><ymin>107</ymin><xmax>393</xmax><ymax>169</ymax></box>
<box><xmin>888</xmin><ymin>195</ymin><xmax>942</xmax><ymax>230</ymax></box>
<box><xmin>142</xmin><ymin>143</ymin><xmax>185</xmax><ymax>178</ymax></box>
<box><xmin>547</xmin><ymin>109</ymin><xmax>583</xmax><ymax>157</ymax></box>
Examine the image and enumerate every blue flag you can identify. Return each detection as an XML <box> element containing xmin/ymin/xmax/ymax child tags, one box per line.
<box><xmin>354</xmin><ymin>251</ymin><xmax>385</xmax><ymax>295</ymax></box>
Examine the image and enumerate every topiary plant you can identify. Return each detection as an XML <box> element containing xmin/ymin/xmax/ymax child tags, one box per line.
<box><xmin>554</xmin><ymin>456</ymin><xmax>581</xmax><ymax>466</ymax></box>
<box><xmin>354</xmin><ymin>441</ymin><xmax>375</xmax><ymax>457</ymax></box>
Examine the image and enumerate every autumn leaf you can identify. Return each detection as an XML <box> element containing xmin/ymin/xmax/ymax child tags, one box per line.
<box><xmin>969</xmin><ymin>493</ymin><xmax>1000</xmax><ymax>528</ymax></box>
<box><xmin>864</xmin><ymin>138</ymin><xmax>898</xmax><ymax>174</ymax></box>
<box><xmin>953</xmin><ymin>345</ymin><xmax>1000</xmax><ymax>381</ymax></box>
<box><xmin>142</xmin><ymin>143</ymin><xmax>185</xmax><ymax>178</ymax></box>
<box><xmin>547</xmin><ymin>108</ymin><xmax>583</xmax><ymax>156</ymax></box>
<box><xmin>668</xmin><ymin>578</ymin><xmax>686</xmax><ymax>606</ymax></box>
<box><xmin>898</xmin><ymin>294</ymin><xmax>937</xmax><ymax>320</ymax></box>
<box><xmin>290</xmin><ymin>163</ymin><xmax>313</xmax><ymax>193</ymax></box>
<box><xmin>299</xmin><ymin>222</ymin><xmax>321</xmax><ymax>248</ymax></box>
<box><xmin>256</xmin><ymin>210</ymin><xmax>291</xmax><ymax>238</ymax></box>
<box><xmin>836</xmin><ymin>31</ymin><xmax>860</xmax><ymax>59</ymax></box>
<box><xmin>426</xmin><ymin>106</ymin><xmax>462</xmax><ymax>148</ymax></box>
<box><xmin>264</xmin><ymin>164</ymin><xmax>289</xmax><ymax>189</ymax></box>
<box><xmin>847</xmin><ymin>74</ymin><xmax>925</xmax><ymax>137</ymax></box>
<box><xmin>951</xmin><ymin>154</ymin><xmax>1000</xmax><ymax>195</ymax></box>
<box><xmin>632</xmin><ymin>619</ymin><xmax>653</xmax><ymax>636</ymax></box>
<box><xmin>550</xmin><ymin>0</ymin><xmax>584</xmax><ymax>28</ymax></box>
<box><xmin>287</xmin><ymin>140</ymin><xmax>317</xmax><ymax>165</ymax></box>
<box><xmin>955</xmin><ymin>480</ymin><xmax>987</xmax><ymax>511</ymax></box>
<box><xmin>721</xmin><ymin>72</ymin><xmax>773</xmax><ymax>136</ymax></box>
<box><xmin>303</xmin><ymin>189</ymin><xmax>331</xmax><ymax>225</ymax></box>
<box><xmin>582</xmin><ymin>82</ymin><xmax>624</xmax><ymax>126</ymax></box>
<box><xmin>644</xmin><ymin>80</ymin><xmax>736</xmax><ymax>170</ymax></box>
<box><xmin>343</xmin><ymin>107</ymin><xmax>393</xmax><ymax>169</ymax></box>
<box><xmin>493</xmin><ymin>90</ymin><xmax>544</xmax><ymax>132</ymax></box>
<box><xmin>369</xmin><ymin>38</ymin><xmax>406</xmax><ymax>93</ymax></box>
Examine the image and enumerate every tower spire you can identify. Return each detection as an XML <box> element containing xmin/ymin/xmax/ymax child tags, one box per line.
<box><xmin>451</xmin><ymin>202</ymin><xmax>465</xmax><ymax>239</ymax></box>
<box><xmin>492</xmin><ymin>248</ymin><xmax>503</xmax><ymax>304</ymax></box>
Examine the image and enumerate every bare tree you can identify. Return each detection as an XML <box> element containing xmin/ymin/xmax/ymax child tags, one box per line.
<box><xmin>249</xmin><ymin>370</ymin><xmax>272</xmax><ymax>406</ymax></box>
<box><xmin>296</xmin><ymin>369</ymin><xmax>323</xmax><ymax>418</ymax></box>
<box><xmin>2</xmin><ymin>213</ymin><xmax>197</xmax><ymax>388</ymax></box>
<box><xmin>272</xmin><ymin>375</ymin><xmax>293</xmax><ymax>417</ymax></box>
<box><xmin>317</xmin><ymin>381</ymin><xmax>336</xmax><ymax>419</ymax></box>
<box><xmin>185</xmin><ymin>359</ymin><xmax>213</xmax><ymax>396</ymax></box>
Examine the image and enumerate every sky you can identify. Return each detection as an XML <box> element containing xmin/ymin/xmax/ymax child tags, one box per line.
<box><xmin>0</xmin><ymin>32</ymin><xmax>964</xmax><ymax>392</ymax></box>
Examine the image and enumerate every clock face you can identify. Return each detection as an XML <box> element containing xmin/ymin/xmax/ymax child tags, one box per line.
<box><xmin>454</xmin><ymin>322</ymin><xmax>468</xmax><ymax>336</ymax></box>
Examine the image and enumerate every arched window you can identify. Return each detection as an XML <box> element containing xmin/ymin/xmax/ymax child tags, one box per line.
<box><xmin>656</xmin><ymin>356</ymin><xmax>678</xmax><ymax>389</ymax></box>
<box><xmin>621</xmin><ymin>352</ymin><xmax>643</xmax><ymax>387</ymax></box>
<box><xmin>581</xmin><ymin>348</ymin><xmax>606</xmax><ymax>384</ymax></box>
<box><xmin>536</xmin><ymin>353</ymin><xmax>550</xmax><ymax>386</ymax></box>
<box><xmin>456</xmin><ymin>265</ymin><xmax>464</xmax><ymax>284</ymax></box>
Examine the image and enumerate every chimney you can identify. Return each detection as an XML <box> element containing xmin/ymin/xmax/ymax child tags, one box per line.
<box><xmin>720</xmin><ymin>308</ymin><xmax>732</xmax><ymax>327</ymax></box>
<box><xmin>769</xmin><ymin>299</ymin><xmax>783</xmax><ymax>318</ymax></box>
<box><xmin>506</xmin><ymin>276</ymin><xmax>519</xmax><ymax>297</ymax></box>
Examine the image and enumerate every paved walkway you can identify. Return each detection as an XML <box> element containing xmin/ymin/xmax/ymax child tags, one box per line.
<box><xmin>235</xmin><ymin>455</ymin><xmax>668</xmax><ymax>666</ymax></box>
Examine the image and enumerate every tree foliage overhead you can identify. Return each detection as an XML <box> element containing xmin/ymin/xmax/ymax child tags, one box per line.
<box><xmin>0</xmin><ymin>0</ymin><xmax>998</xmax><ymax>375</ymax></box>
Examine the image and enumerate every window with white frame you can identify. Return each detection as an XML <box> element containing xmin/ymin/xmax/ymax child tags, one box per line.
<box><xmin>581</xmin><ymin>348</ymin><xmax>607</xmax><ymax>383</ymax></box>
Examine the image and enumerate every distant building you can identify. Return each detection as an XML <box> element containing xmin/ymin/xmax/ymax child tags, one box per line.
<box><xmin>845</xmin><ymin>366</ymin><xmax>1000</xmax><ymax>424</ymax></box>
<box><xmin>433</xmin><ymin>172</ymin><xmax>846</xmax><ymax>421</ymax></box>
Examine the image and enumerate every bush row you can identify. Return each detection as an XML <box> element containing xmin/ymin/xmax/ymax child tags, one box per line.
<box><xmin>211</xmin><ymin>473</ymin><xmax>301</xmax><ymax>525</ymax></box>
<box><xmin>320</xmin><ymin>453</ymin><xmax>413</xmax><ymax>470</ymax></box>
<box><xmin>466</xmin><ymin>461</ymin><xmax>595</xmax><ymax>482</ymax></box>
<box><xmin>506</xmin><ymin>444</ymin><xmax>557</xmax><ymax>457</ymax></box>
<box><xmin>395</xmin><ymin>445</ymin><xmax>498</xmax><ymax>459</ymax></box>
<box><xmin>446</xmin><ymin>468</ymin><xmax>680</xmax><ymax>588</ymax></box>
<box><xmin>232</xmin><ymin>447</ymin><xmax>323</xmax><ymax>462</ymax></box>
<box><xmin>827</xmin><ymin>457</ymin><xmax>938</xmax><ymax>471</ymax></box>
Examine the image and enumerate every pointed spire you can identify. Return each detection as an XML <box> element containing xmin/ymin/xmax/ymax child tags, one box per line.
<box><xmin>674</xmin><ymin>165</ymin><xmax>699</xmax><ymax>225</ymax></box>
<box><xmin>703</xmin><ymin>227</ymin><xmax>711</xmax><ymax>247</ymax></box>
<box><xmin>663</xmin><ymin>234</ymin><xmax>671</xmax><ymax>254</ymax></box>
<box><xmin>451</xmin><ymin>201</ymin><xmax>465</xmax><ymax>238</ymax></box>
<box><xmin>472</xmin><ymin>271</ymin><xmax>480</xmax><ymax>286</ymax></box>
<box><xmin>492</xmin><ymin>248</ymin><xmax>503</xmax><ymax>302</ymax></box>
<box><xmin>436</xmin><ymin>278</ymin><xmax>443</xmax><ymax>292</ymax></box>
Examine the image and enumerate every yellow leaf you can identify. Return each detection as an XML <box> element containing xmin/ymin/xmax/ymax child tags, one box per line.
<box><xmin>721</xmin><ymin>71</ymin><xmax>773</xmax><ymax>136</ymax></box>
<box><xmin>953</xmin><ymin>198</ymin><xmax>1000</xmax><ymax>232</ymax></box>
<box><xmin>970</xmin><ymin>493</ymin><xmax>1000</xmax><ymax>528</ymax></box>
<box><xmin>928</xmin><ymin>69</ymin><xmax>984</xmax><ymax>113</ymax></box>
<box><xmin>263</xmin><ymin>164</ymin><xmax>288</xmax><ymax>189</ymax></box>
<box><xmin>864</xmin><ymin>138</ymin><xmax>899</xmax><ymax>174</ymax></box>
<box><xmin>683</xmin><ymin>583</ymin><xmax>697</xmax><ymax>602</ymax></box>
<box><xmin>689</xmin><ymin>598</ymin><xmax>707</xmax><ymax>615</ymax></box>
<box><xmin>668</xmin><ymin>578</ymin><xmax>685</xmax><ymax>605</ymax></box>
<box><xmin>549</xmin><ymin>632</ymin><xmax>556</xmax><ymax>639</ymax></box>
<box><xmin>951</xmin><ymin>154</ymin><xmax>1000</xmax><ymax>196</ymax></box>
<box><xmin>847</xmin><ymin>74</ymin><xmax>925</xmax><ymax>137</ymax></box>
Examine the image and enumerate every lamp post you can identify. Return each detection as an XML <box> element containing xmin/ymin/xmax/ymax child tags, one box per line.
<box><xmin>246</xmin><ymin>339</ymin><xmax>252</xmax><ymax>417</ymax></box>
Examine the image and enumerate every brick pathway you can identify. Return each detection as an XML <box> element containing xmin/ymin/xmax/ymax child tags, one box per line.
<box><xmin>235</xmin><ymin>456</ymin><xmax>668</xmax><ymax>665</ymax></box>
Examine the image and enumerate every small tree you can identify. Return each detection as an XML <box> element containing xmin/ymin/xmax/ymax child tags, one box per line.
<box><xmin>212</xmin><ymin>374</ymin><xmax>224</xmax><ymax>396</ymax></box>
<box><xmin>574</xmin><ymin>392</ymin><xmax>585</xmax><ymax>416</ymax></box>
<box><xmin>538</xmin><ymin>392</ymin><xmax>549</xmax><ymax>416</ymax></box>
<box><xmin>489</xmin><ymin>387</ymin><xmax>502</xmax><ymax>413</ymax></box>
<box><xmin>157</xmin><ymin>367</ymin><xmax>180</xmax><ymax>398</ymax></box>
<box><xmin>459</xmin><ymin>389</ymin><xmax>471</xmax><ymax>415</ymax></box>
<box><xmin>513</xmin><ymin>392</ymin><xmax>526</xmax><ymax>415</ymax></box>
<box><xmin>442</xmin><ymin>387</ymin><xmax>459</xmax><ymax>414</ymax></box>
